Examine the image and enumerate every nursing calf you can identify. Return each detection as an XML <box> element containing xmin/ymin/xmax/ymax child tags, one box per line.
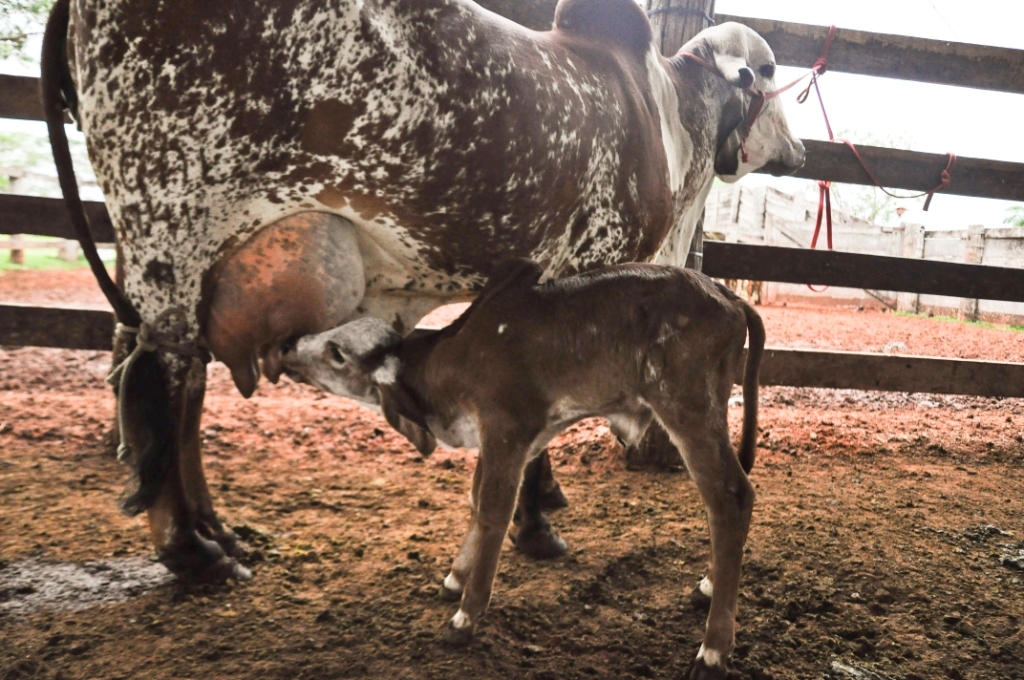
<box><xmin>282</xmin><ymin>259</ymin><xmax>765</xmax><ymax>679</ymax></box>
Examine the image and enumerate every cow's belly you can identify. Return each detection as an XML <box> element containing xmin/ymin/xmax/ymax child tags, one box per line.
<box><xmin>72</xmin><ymin>0</ymin><xmax>670</xmax><ymax>341</ymax></box>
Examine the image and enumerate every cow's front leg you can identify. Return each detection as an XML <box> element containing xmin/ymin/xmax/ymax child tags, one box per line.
<box><xmin>511</xmin><ymin>450</ymin><xmax>568</xmax><ymax>559</ymax></box>
<box><xmin>443</xmin><ymin>434</ymin><xmax>530</xmax><ymax>645</ymax></box>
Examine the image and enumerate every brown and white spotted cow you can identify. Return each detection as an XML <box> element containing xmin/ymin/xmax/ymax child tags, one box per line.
<box><xmin>43</xmin><ymin>0</ymin><xmax>803</xmax><ymax>582</ymax></box>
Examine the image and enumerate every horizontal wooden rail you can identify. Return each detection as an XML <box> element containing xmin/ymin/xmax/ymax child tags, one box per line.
<box><xmin>0</xmin><ymin>193</ymin><xmax>115</xmax><ymax>242</ymax></box>
<box><xmin>703</xmin><ymin>242</ymin><xmax>1024</xmax><ymax>303</ymax></box>
<box><xmin>0</xmin><ymin>74</ymin><xmax>71</xmax><ymax>123</ymax></box>
<box><xmin>764</xmin><ymin>140</ymin><xmax>1024</xmax><ymax>203</ymax></box>
<box><xmin>4</xmin><ymin>304</ymin><xmax>1023</xmax><ymax>399</ymax></box>
<box><xmin>757</xmin><ymin>347</ymin><xmax>1024</xmax><ymax>399</ymax></box>
<box><xmin>0</xmin><ymin>304</ymin><xmax>113</xmax><ymax>351</ymax></box>
<box><xmin>6</xmin><ymin>137</ymin><xmax>1024</xmax><ymax>248</ymax></box>
<box><xmin>718</xmin><ymin>14</ymin><xmax>1024</xmax><ymax>95</ymax></box>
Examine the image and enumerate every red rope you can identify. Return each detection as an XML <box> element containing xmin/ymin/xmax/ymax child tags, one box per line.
<box><xmin>684</xmin><ymin>24</ymin><xmax>957</xmax><ymax>293</ymax></box>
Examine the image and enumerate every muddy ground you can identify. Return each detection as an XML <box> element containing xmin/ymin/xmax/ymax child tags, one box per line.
<box><xmin>2</xmin><ymin>269</ymin><xmax>1024</xmax><ymax>680</ymax></box>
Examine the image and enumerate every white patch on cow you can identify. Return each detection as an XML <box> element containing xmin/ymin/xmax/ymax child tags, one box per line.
<box><xmin>646</xmin><ymin>47</ymin><xmax>693</xmax><ymax>195</ymax></box>
<box><xmin>696</xmin><ymin>644</ymin><xmax>723</xmax><ymax>667</ymax></box>
<box><xmin>443</xmin><ymin>572</ymin><xmax>463</xmax><ymax>594</ymax></box>
<box><xmin>698</xmin><ymin>575</ymin><xmax>714</xmax><ymax>598</ymax></box>
<box><xmin>451</xmin><ymin>609</ymin><xmax>472</xmax><ymax>630</ymax></box>
<box><xmin>497</xmin><ymin>323</ymin><xmax>507</xmax><ymax>334</ymax></box>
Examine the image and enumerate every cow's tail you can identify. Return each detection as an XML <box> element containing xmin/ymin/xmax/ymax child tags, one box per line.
<box><xmin>737</xmin><ymin>300</ymin><xmax>765</xmax><ymax>474</ymax></box>
<box><xmin>41</xmin><ymin>0</ymin><xmax>138</xmax><ymax>326</ymax></box>
<box><xmin>42</xmin><ymin>0</ymin><xmax>175</xmax><ymax>516</ymax></box>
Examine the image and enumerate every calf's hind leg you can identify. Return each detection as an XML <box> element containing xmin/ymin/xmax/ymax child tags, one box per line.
<box><xmin>654</xmin><ymin>404</ymin><xmax>754</xmax><ymax>680</ymax></box>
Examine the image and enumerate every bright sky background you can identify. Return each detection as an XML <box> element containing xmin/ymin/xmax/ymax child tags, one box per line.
<box><xmin>2</xmin><ymin>0</ymin><xmax>1022</xmax><ymax>225</ymax></box>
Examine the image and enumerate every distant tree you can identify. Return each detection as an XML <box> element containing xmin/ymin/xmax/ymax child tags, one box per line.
<box><xmin>1005</xmin><ymin>206</ymin><xmax>1024</xmax><ymax>227</ymax></box>
<box><xmin>829</xmin><ymin>129</ymin><xmax>922</xmax><ymax>225</ymax></box>
<box><xmin>1</xmin><ymin>0</ymin><xmax>53</xmax><ymax>63</ymax></box>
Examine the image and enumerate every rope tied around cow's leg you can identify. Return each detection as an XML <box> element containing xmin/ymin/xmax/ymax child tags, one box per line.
<box><xmin>106</xmin><ymin>306</ymin><xmax>210</xmax><ymax>463</ymax></box>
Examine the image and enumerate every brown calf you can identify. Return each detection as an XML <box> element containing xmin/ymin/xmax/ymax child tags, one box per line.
<box><xmin>282</xmin><ymin>259</ymin><xmax>765</xmax><ymax>679</ymax></box>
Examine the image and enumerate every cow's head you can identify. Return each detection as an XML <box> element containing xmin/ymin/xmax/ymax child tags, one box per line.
<box><xmin>281</xmin><ymin>318</ymin><xmax>437</xmax><ymax>456</ymax></box>
<box><xmin>676</xmin><ymin>22</ymin><xmax>806</xmax><ymax>182</ymax></box>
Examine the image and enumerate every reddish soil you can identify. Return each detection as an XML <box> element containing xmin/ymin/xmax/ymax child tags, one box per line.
<box><xmin>2</xmin><ymin>272</ymin><xmax>1024</xmax><ymax>680</ymax></box>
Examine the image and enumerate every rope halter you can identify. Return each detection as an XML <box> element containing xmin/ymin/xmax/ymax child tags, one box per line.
<box><xmin>106</xmin><ymin>306</ymin><xmax>210</xmax><ymax>463</ymax></box>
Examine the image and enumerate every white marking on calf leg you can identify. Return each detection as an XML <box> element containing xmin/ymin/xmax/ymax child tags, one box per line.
<box><xmin>443</xmin><ymin>572</ymin><xmax>463</xmax><ymax>594</ymax></box>
<box><xmin>698</xmin><ymin>575</ymin><xmax>714</xmax><ymax>598</ymax></box>
<box><xmin>450</xmin><ymin>608</ymin><xmax>472</xmax><ymax>630</ymax></box>
<box><xmin>696</xmin><ymin>643</ymin><xmax>723</xmax><ymax>667</ymax></box>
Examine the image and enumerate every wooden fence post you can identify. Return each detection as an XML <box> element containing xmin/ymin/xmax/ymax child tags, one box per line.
<box><xmin>958</xmin><ymin>224</ymin><xmax>986</xmax><ymax>321</ymax></box>
<box><xmin>896</xmin><ymin>223</ymin><xmax>926</xmax><ymax>313</ymax></box>
<box><xmin>9</xmin><ymin>233</ymin><xmax>25</xmax><ymax>265</ymax></box>
<box><xmin>627</xmin><ymin>0</ymin><xmax>716</xmax><ymax>471</ymax></box>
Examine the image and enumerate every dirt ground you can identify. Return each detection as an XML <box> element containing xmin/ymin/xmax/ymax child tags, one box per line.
<box><xmin>2</xmin><ymin>270</ymin><xmax>1024</xmax><ymax>680</ymax></box>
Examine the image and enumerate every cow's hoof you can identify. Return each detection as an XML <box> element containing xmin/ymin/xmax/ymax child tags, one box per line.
<box><xmin>160</xmin><ymin>533</ymin><xmax>252</xmax><ymax>583</ymax></box>
<box><xmin>687</xmin><ymin>658</ymin><xmax>728</xmax><ymax>680</ymax></box>
<box><xmin>438</xmin><ymin>584</ymin><xmax>462</xmax><ymax>602</ymax></box>
<box><xmin>441</xmin><ymin>621</ymin><xmax>474</xmax><ymax>646</ymax></box>
<box><xmin>689</xmin><ymin>584</ymin><xmax>712</xmax><ymax>611</ymax></box>
<box><xmin>538</xmin><ymin>484</ymin><xmax>569</xmax><ymax>511</ymax></box>
<box><xmin>512</xmin><ymin>526</ymin><xmax>568</xmax><ymax>560</ymax></box>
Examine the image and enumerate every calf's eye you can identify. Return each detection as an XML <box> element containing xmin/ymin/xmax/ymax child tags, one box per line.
<box><xmin>328</xmin><ymin>343</ymin><xmax>346</xmax><ymax>365</ymax></box>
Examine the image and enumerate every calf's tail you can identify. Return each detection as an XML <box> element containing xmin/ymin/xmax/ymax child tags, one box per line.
<box><xmin>737</xmin><ymin>301</ymin><xmax>765</xmax><ymax>474</ymax></box>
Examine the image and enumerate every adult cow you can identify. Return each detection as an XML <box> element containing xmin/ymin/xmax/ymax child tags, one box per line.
<box><xmin>42</xmin><ymin>0</ymin><xmax>803</xmax><ymax>582</ymax></box>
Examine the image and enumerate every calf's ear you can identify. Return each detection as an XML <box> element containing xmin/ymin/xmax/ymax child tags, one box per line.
<box><xmin>379</xmin><ymin>385</ymin><xmax>437</xmax><ymax>457</ymax></box>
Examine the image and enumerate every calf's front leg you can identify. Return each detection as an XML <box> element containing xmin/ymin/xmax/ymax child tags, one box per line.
<box><xmin>442</xmin><ymin>437</ymin><xmax>530</xmax><ymax>645</ymax></box>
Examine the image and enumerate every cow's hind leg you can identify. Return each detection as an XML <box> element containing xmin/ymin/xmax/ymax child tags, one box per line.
<box><xmin>122</xmin><ymin>354</ymin><xmax>249</xmax><ymax>582</ymax></box>
<box><xmin>511</xmin><ymin>450</ymin><xmax>568</xmax><ymax>559</ymax></box>
<box><xmin>179</xmin><ymin>359</ymin><xmax>246</xmax><ymax>559</ymax></box>
<box><xmin>653</xmin><ymin>402</ymin><xmax>754</xmax><ymax>680</ymax></box>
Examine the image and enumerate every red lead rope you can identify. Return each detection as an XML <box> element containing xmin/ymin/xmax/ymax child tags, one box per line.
<box><xmin>683</xmin><ymin>24</ymin><xmax>957</xmax><ymax>291</ymax></box>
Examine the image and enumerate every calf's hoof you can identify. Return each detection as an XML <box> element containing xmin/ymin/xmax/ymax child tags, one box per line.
<box><xmin>441</xmin><ymin>620</ymin><xmax>475</xmax><ymax>646</ymax></box>
<box><xmin>538</xmin><ymin>484</ymin><xmax>569</xmax><ymax>511</ymax></box>
<box><xmin>689</xmin><ymin>583</ymin><xmax>712</xmax><ymax>611</ymax></box>
<box><xmin>512</xmin><ymin>526</ymin><xmax>568</xmax><ymax>560</ymax></box>
<box><xmin>438</xmin><ymin>584</ymin><xmax>462</xmax><ymax>602</ymax></box>
<box><xmin>687</xmin><ymin>658</ymin><xmax>728</xmax><ymax>680</ymax></box>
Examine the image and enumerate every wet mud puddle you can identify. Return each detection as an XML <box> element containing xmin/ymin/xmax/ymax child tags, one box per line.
<box><xmin>0</xmin><ymin>558</ymin><xmax>170</xmax><ymax>615</ymax></box>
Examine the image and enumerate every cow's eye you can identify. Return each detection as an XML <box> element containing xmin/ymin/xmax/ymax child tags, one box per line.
<box><xmin>759</xmin><ymin>63</ymin><xmax>776</xmax><ymax>79</ymax></box>
<box><xmin>328</xmin><ymin>344</ymin><xmax>346</xmax><ymax>365</ymax></box>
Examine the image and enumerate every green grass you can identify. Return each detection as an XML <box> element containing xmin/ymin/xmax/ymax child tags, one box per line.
<box><xmin>892</xmin><ymin>310</ymin><xmax>1024</xmax><ymax>333</ymax></box>
<box><xmin>0</xmin><ymin>249</ymin><xmax>115</xmax><ymax>272</ymax></box>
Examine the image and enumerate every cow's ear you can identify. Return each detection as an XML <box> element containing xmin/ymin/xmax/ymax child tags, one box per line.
<box><xmin>714</xmin><ymin>95</ymin><xmax>744</xmax><ymax>177</ymax></box>
<box><xmin>379</xmin><ymin>384</ymin><xmax>437</xmax><ymax>457</ymax></box>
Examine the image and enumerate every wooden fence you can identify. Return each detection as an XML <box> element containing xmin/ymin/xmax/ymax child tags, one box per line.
<box><xmin>2</xmin><ymin>10</ymin><xmax>1024</xmax><ymax>399</ymax></box>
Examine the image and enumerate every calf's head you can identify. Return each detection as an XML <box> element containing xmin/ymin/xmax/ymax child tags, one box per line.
<box><xmin>676</xmin><ymin>22</ymin><xmax>806</xmax><ymax>181</ymax></box>
<box><xmin>281</xmin><ymin>318</ymin><xmax>437</xmax><ymax>456</ymax></box>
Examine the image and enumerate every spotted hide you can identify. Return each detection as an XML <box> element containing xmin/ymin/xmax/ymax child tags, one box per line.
<box><xmin>49</xmin><ymin>0</ymin><xmax>803</xmax><ymax>579</ymax></box>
